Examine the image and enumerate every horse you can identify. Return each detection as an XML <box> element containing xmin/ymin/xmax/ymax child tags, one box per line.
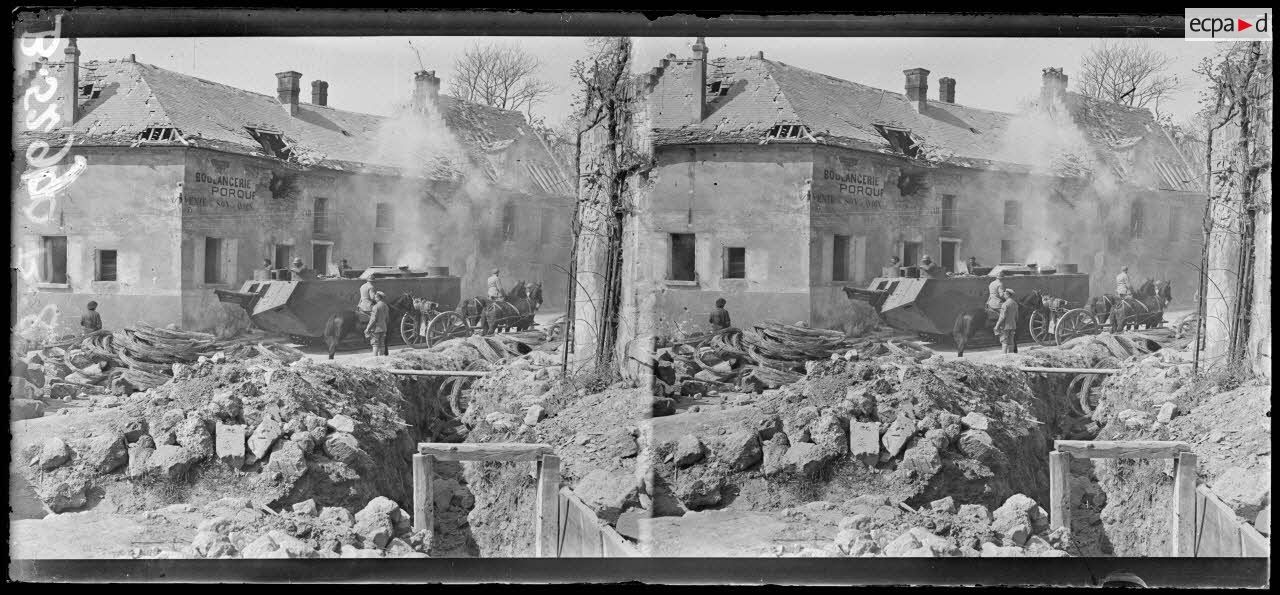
<box><xmin>1109</xmin><ymin>279</ymin><xmax>1171</xmax><ymax>332</ymax></box>
<box><xmin>952</xmin><ymin>290</ymin><xmax>1045</xmax><ymax>358</ymax></box>
<box><xmin>457</xmin><ymin>296</ymin><xmax>488</xmax><ymax>328</ymax></box>
<box><xmin>481</xmin><ymin>291</ymin><xmax>536</xmax><ymax>335</ymax></box>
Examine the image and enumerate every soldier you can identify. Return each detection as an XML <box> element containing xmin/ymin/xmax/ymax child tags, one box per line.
<box><xmin>884</xmin><ymin>256</ymin><xmax>902</xmax><ymax>278</ymax></box>
<box><xmin>986</xmin><ymin>269</ymin><xmax>1007</xmax><ymax>312</ymax></box>
<box><xmin>290</xmin><ymin>257</ymin><xmax>316</xmax><ymax>281</ymax></box>
<box><xmin>1116</xmin><ymin>266</ymin><xmax>1133</xmax><ymax>298</ymax></box>
<box><xmin>365</xmin><ymin>291</ymin><xmax>389</xmax><ymax>356</ymax></box>
<box><xmin>337</xmin><ymin>259</ymin><xmax>351</xmax><ymax>276</ymax></box>
<box><xmin>323</xmin><ymin>312</ymin><xmax>344</xmax><ymax>360</ymax></box>
<box><xmin>919</xmin><ymin>255</ymin><xmax>944</xmax><ymax>279</ymax></box>
<box><xmin>966</xmin><ymin>256</ymin><xmax>981</xmax><ymax>274</ymax></box>
<box><xmin>80</xmin><ymin>301</ymin><xmax>103</xmax><ymax>333</ymax></box>
<box><xmin>487</xmin><ymin>268</ymin><xmax>505</xmax><ymax>302</ymax></box>
<box><xmin>358</xmin><ymin>278</ymin><xmax>376</xmax><ymax>315</ymax></box>
<box><xmin>995</xmin><ymin>288</ymin><xmax>1019</xmax><ymax>354</ymax></box>
<box><xmin>709</xmin><ymin>298</ymin><xmax>731</xmax><ymax>330</ymax></box>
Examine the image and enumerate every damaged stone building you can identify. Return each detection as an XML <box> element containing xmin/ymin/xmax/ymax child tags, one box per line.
<box><xmin>624</xmin><ymin>40</ymin><xmax>1205</xmax><ymax>333</ymax></box>
<box><xmin>13</xmin><ymin>42</ymin><xmax>574</xmax><ymax>335</ymax></box>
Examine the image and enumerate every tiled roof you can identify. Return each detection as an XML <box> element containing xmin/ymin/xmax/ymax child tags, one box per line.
<box><xmin>651</xmin><ymin>56</ymin><xmax>1201</xmax><ymax>192</ymax></box>
<box><xmin>17</xmin><ymin>58</ymin><xmax>573</xmax><ymax>196</ymax></box>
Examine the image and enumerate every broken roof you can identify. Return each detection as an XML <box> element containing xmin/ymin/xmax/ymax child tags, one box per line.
<box><xmin>650</xmin><ymin>56</ymin><xmax>1201</xmax><ymax>193</ymax></box>
<box><xmin>16</xmin><ymin>58</ymin><xmax>573</xmax><ymax>197</ymax></box>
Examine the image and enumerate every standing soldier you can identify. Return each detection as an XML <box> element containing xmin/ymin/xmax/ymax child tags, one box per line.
<box><xmin>80</xmin><ymin>301</ymin><xmax>103</xmax><ymax>334</ymax></box>
<box><xmin>487</xmin><ymin>268</ymin><xmax>505</xmax><ymax>302</ymax></box>
<box><xmin>995</xmin><ymin>288</ymin><xmax>1020</xmax><ymax>354</ymax></box>
<box><xmin>1116</xmin><ymin>266</ymin><xmax>1133</xmax><ymax>298</ymax></box>
<box><xmin>323</xmin><ymin>312</ymin><xmax>344</xmax><ymax>360</ymax></box>
<box><xmin>986</xmin><ymin>269</ymin><xmax>1007</xmax><ymax>312</ymax></box>
<box><xmin>365</xmin><ymin>291</ymin><xmax>389</xmax><ymax>356</ymax></box>
<box><xmin>709</xmin><ymin>298</ymin><xmax>731</xmax><ymax>330</ymax></box>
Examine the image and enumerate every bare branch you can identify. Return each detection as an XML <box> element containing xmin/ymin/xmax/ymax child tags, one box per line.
<box><xmin>448</xmin><ymin>41</ymin><xmax>556</xmax><ymax>116</ymax></box>
<box><xmin>1076</xmin><ymin>40</ymin><xmax>1182</xmax><ymax>113</ymax></box>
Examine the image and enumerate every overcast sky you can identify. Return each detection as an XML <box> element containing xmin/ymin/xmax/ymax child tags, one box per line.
<box><xmin>32</xmin><ymin>37</ymin><xmax>1219</xmax><ymax>126</ymax></box>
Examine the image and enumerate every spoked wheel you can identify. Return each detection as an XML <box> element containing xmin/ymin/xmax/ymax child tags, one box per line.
<box><xmin>1029</xmin><ymin>309</ymin><xmax>1053</xmax><ymax>347</ymax></box>
<box><xmin>426</xmin><ymin>311</ymin><xmax>471</xmax><ymax>346</ymax></box>
<box><xmin>400</xmin><ymin>312</ymin><xmax>429</xmax><ymax>346</ymax></box>
<box><xmin>1055</xmin><ymin>308</ymin><xmax>1100</xmax><ymax>346</ymax></box>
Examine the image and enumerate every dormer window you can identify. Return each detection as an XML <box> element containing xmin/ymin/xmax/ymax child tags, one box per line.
<box><xmin>245</xmin><ymin>127</ymin><xmax>292</xmax><ymax>160</ymax></box>
<box><xmin>80</xmin><ymin>84</ymin><xmax>100</xmax><ymax>99</ymax></box>
<box><xmin>873</xmin><ymin>124</ymin><xmax>920</xmax><ymax>158</ymax></box>
<box><xmin>766</xmin><ymin>124</ymin><xmax>809</xmax><ymax>139</ymax></box>
<box><xmin>137</xmin><ymin>127</ymin><xmax>182</xmax><ymax>142</ymax></box>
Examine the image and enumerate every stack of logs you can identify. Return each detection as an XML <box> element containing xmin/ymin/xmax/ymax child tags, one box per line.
<box><xmin>652</xmin><ymin>322</ymin><xmax>933</xmax><ymax>396</ymax></box>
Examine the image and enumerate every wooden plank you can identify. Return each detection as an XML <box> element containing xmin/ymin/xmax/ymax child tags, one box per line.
<box><xmin>600</xmin><ymin>524</ymin><xmax>641</xmax><ymax>557</ymax></box>
<box><xmin>557</xmin><ymin>489</ymin><xmax>585</xmax><ymax>557</ymax></box>
<box><xmin>535</xmin><ymin>454</ymin><xmax>561</xmax><ymax>558</ymax></box>
<box><xmin>1195</xmin><ymin>486</ymin><xmax>1243</xmax><ymax>557</ymax></box>
<box><xmin>1240</xmin><ymin>524</ymin><xmax>1269</xmax><ymax>558</ymax></box>
<box><xmin>1054</xmin><ymin>440</ymin><xmax>1191</xmax><ymax>459</ymax></box>
<box><xmin>1171</xmin><ymin>452</ymin><xmax>1197</xmax><ymax>556</ymax></box>
<box><xmin>418</xmin><ymin>442</ymin><xmax>554</xmax><ymax>461</ymax></box>
<box><xmin>1020</xmin><ymin>366</ymin><xmax>1120</xmax><ymax>375</ymax></box>
<box><xmin>1049</xmin><ymin>451</ymin><xmax>1072</xmax><ymax>531</ymax></box>
<box><xmin>412</xmin><ymin>454</ymin><xmax>434</xmax><ymax>535</ymax></box>
<box><xmin>559</xmin><ymin>487</ymin><xmax>605</xmax><ymax>557</ymax></box>
<box><xmin>387</xmin><ymin>369</ymin><xmax>490</xmax><ymax>377</ymax></box>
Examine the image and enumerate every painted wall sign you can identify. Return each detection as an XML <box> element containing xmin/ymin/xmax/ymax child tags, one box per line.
<box><xmin>193</xmin><ymin>171</ymin><xmax>258</xmax><ymax>201</ymax></box>
<box><xmin>813</xmin><ymin>155</ymin><xmax>887</xmax><ymax>209</ymax></box>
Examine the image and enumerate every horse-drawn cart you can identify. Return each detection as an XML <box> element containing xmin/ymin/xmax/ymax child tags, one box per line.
<box><xmin>1027</xmin><ymin>296</ymin><xmax>1102</xmax><ymax>347</ymax></box>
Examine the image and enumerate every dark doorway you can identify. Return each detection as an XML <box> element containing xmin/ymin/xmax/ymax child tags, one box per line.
<box><xmin>274</xmin><ymin>244</ymin><xmax>293</xmax><ymax>270</ymax></box>
<box><xmin>903</xmin><ymin>242</ymin><xmax>922</xmax><ymax>268</ymax></box>
<box><xmin>312</xmin><ymin>244</ymin><xmax>331</xmax><ymax>276</ymax></box>
<box><xmin>940</xmin><ymin>241</ymin><xmax>958</xmax><ymax>273</ymax></box>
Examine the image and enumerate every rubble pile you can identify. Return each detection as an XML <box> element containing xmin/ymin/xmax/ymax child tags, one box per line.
<box><xmin>652</xmin><ymin>322</ymin><xmax>932</xmax><ymax>396</ymax></box>
<box><xmin>11</xmin><ymin>326</ymin><xmax>305</xmax><ymax>414</ymax></box>
<box><xmin>642</xmin><ymin>353</ymin><xmax>1056</xmax><ymax>518</ymax></box>
<box><xmin>824</xmin><ymin>493</ymin><xmax>1073</xmax><ymax>557</ymax></box>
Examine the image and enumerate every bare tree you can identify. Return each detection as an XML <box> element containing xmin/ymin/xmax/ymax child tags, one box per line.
<box><xmin>1077</xmin><ymin>40</ymin><xmax>1181</xmax><ymax>115</ymax></box>
<box><xmin>449</xmin><ymin>41</ymin><xmax>555</xmax><ymax>117</ymax></box>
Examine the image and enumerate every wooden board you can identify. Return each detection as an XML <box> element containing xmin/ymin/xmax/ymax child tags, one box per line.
<box><xmin>1049</xmin><ymin>451</ymin><xmax>1072</xmax><ymax>531</ymax></box>
<box><xmin>1172</xmin><ymin>452</ymin><xmax>1197</xmax><ymax>556</ymax></box>
<box><xmin>418</xmin><ymin>442</ymin><xmax>554</xmax><ymax>461</ymax></box>
<box><xmin>412</xmin><ymin>454</ymin><xmax>434</xmax><ymax>535</ymax></box>
<box><xmin>535</xmin><ymin>455</ymin><xmax>561</xmax><ymax>558</ymax></box>
<box><xmin>1240</xmin><ymin>524</ymin><xmax>1269</xmax><ymax>558</ymax></box>
<box><xmin>1020</xmin><ymin>367</ymin><xmax>1120</xmax><ymax>375</ymax></box>
<box><xmin>1195</xmin><ymin>486</ymin><xmax>1243</xmax><ymax>557</ymax></box>
<box><xmin>556</xmin><ymin>487</ymin><xmax>639</xmax><ymax>558</ymax></box>
<box><xmin>387</xmin><ymin>369</ymin><xmax>490</xmax><ymax>377</ymax></box>
<box><xmin>1054</xmin><ymin>440</ymin><xmax>1191</xmax><ymax>459</ymax></box>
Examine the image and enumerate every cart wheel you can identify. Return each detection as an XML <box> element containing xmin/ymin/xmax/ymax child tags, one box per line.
<box><xmin>1055</xmin><ymin>308</ymin><xmax>1100</xmax><ymax>346</ymax></box>
<box><xmin>427</xmin><ymin>311</ymin><xmax>471</xmax><ymax>346</ymax></box>
<box><xmin>399</xmin><ymin>312</ymin><xmax>428</xmax><ymax>345</ymax></box>
<box><xmin>1029</xmin><ymin>309</ymin><xmax>1053</xmax><ymax>347</ymax></box>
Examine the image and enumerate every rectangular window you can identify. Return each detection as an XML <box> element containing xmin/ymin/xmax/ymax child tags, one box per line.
<box><xmin>724</xmin><ymin>247</ymin><xmax>746</xmax><ymax>279</ymax></box>
<box><xmin>502</xmin><ymin>204</ymin><xmax>516</xmax><ymax>241</ymax></box>
<box><xmin>375</xmin><ymin>203</ymin><xmax>394</xmax><ymax>229</ymax></box>
<box><xmin>313</xmin><ymin>197</ymin><xmax>329</xmax><ymax>234</ymax></box>
<box><xmin>940</xmin><ymin>195</ymin><xmax>957</xmax><ymax>229</ymax></box>
<box><xmin>96</xmin><ymin>250</ymin><xmax>118</xmax><ymax>281</ymax></box>
<box><xmin>1168</xmin><ymin>207</ymin><xmax>1180</xmax><ymax>238</ymax></box>
<box><xmin>1000</xmin><ymin>239</ymin><xmax>1018</xmax><ymax>263</ymax></box>
<box><xmin>1131</xmin><ymin>202</ymin><xmax>1145</xmax><ymax>238</ymax></box>
<box><xmin>41</xmin><ymin>236</ymin><xmax>68</xmax><ymax>284</ymax></box>
<box><xmin>670</xmin><ymin>233</ymin><xmax>696</xmax><ymax>281</ymax></box>
<box><xmin>1004</xmin><ymin>200</ymin><xmax>1021</xmax><ymax>227</ymax></box>
<box><xmin>539</xmin><ymin>208</ymin><xmax>555</xmax><ymax>246</ymax></box>
<box><xmin>204</xmin><ymin>237</ymin><xmax>223</xmax><ymax>284</ymax></box>
<box><xmin>832</xmin><ymin>235</ymin><xmax>850</xmax><ymax>282</ymax></box>
<box><xmin>372</xmin><ymin>242</ymin><xmax>393</xmax><ymax>266</ymax></box>
<box><xmin>902</xmin><ymin>241</ymin><xmax>921</xmax><ymax>268</ymax></box>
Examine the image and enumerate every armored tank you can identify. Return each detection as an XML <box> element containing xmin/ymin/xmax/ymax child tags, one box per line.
<box><xmin>845</xmin><ymin>263</ymin><xmax>1091</xmax><ymax>341</ymax></box>
<box><xmin>216</xmin><ymin>266</ymin><xmax>462</xmax><ymax>345</ymax></box>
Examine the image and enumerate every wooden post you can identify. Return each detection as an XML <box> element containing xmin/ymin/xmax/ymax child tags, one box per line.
<box><xmin>535</xmin><ymin>454</ymin><xmax>561</xmax><ymax>558</ymax></box>
<box><xmin>413</xmin><ymin>453</ymin><xmax>435</xmax><ymax>535</ymax></box>
<box><xmin>1172</xmin><ymin>452</ymin><xmax>1198</xmax><ymax>557</ymax></box>
<box><xmin>1049</xmin><ymin>451</ymin><xmax>1072</xmax><ymax>531</ymax></box>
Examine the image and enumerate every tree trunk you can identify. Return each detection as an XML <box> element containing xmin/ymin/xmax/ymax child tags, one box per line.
<box><xmin>1248</xmin><ymin>206</ymin><xmax>1272</xmax><ymax>378</ymax></box>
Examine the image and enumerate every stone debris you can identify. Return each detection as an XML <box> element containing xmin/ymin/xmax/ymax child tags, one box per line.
<box><xmin>38</xmin><ymin>438</ymin><xmax>72</xmax><ymax>471</ymax></box>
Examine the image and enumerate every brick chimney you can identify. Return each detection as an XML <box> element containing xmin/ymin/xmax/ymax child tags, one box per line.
<box><xmin>938</xmin><ymin>77</ymin><xmax>955</xmax><ymax>103</ymax></box>
<box><xmin>59</xmin><ymin>38</ymin><xmax>80</xmax><ymax>126</ymax></box>
<box><xmin>311</xmin><ymin>80</ymin><xmax>329</xmax><ymax>106</ymax></box>
<box><xmin>276</xmin><ymin>71</ymin><xmax>302</xmax><ymax>116</ymax></box>
<box><xmin>903</xmin><ymin>68</ymin><xmax>929</xmax><ymax>112</ymax></box>
<box><xmin>690</xmin><ymin>37</ymin><xmax>708</xmax><ymax>124</ymax></box>
<box><xmin>1041</xmin><ymin>67</ymin><xmax>1068</xmax><ymax>106</ymax></box>
<box><xmin>412</xmin><ymin>70</ymin><xmax>440</xmax><ymax>113</ymax></box>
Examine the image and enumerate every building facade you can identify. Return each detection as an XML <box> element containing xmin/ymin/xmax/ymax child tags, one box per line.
<box><xmin>619</xmin><ymin>42</ymin><xmax>1205</xmax><ymax>336</ymax></box>
<box><xmin>13</xmin><ymin>45</ymin><xmax>574</xmax><ymax>338</ymax></box>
